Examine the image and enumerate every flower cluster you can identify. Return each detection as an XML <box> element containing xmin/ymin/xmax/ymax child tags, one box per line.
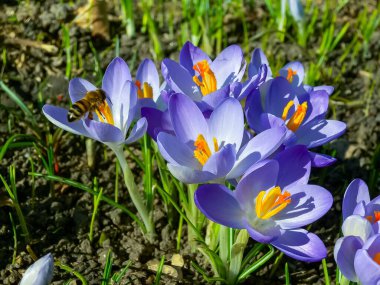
<box><xmin>43</xmin><ymin>41</ymin><xmax>346</xmax><ymax>264</ymax></box>
<box><xmin>334</xmin><ymin>179</ymin><xmax>380</xmax><ymax>285</ymax></box>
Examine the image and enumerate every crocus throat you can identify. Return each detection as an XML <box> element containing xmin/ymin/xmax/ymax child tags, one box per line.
<box><xmin>255</xmin><ymin>186</ymin><xmax>291</xmax><ymax>220</ymax></box>
<box><xmin>135</xmin><ymin>80</ymin><xmax>153</xmax><ymax>99</ymax></box>
<box><xmin>193</xmin><ymin>60</ymin><xmax>217</xmax><ymax>96</ymax></box>
<box><xmin>286</xmin><ymin>68</ymin><xmax>297</xmax><ymax>83</ymax></box>
<box><xmin>366</xmin><ymin>211</ymin><xmax>380</xmax><ymax>223</ymax></box>
<box><xmin>194</xmin><ymin>134</ymin><xmax>219</xmax><ymax>165</ymax></box>
<box><xmin>96</xmin><ymin>102</ymin><xmax>114</xmax><ymax>125</ymax></box>
<box><xmin>281</xmin><ymin>101</ymin><xmax>308</xmax><ymax>132</ymax></box>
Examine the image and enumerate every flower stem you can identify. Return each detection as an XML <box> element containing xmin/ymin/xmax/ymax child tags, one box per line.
<box><xmin>111</xmin><ymin>145</ymin><xmax>155</xmax><ymax>241</ymax></box>
<box><xmin>187</xmin><ymin>183</ymin><xmax>199</xmax><ymax>248</ymax></box>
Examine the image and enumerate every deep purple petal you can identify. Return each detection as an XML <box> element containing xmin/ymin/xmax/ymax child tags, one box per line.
<box><xmin>295</xmin><ymin>119</ymin><xmax>346</xmax><ymax>148</ymax></box>
<box><xmin>275</xmin><ymin>145</ymin><xmax>311</xmax><ymax>189</ymax></box>
<box><xmin>210</xmin><ymin>45</ymin><xmax>244</xmax><ymax>88</ymax></box>
<box><xmin>271</xmin><ymin>229</ymin><xmax>327</xmax><ymax>262</ymax></box>
<box><xmin>265</xmin><ymin>77</ymin><xmax>295</xmax><ymax>118</ymax></box>
<box><xmin>161</xmin><ymin>59</ymin><xmax>201</xmax><ymax>101</ymax></box>
<box><xmin>245</xmin><ymin>88</ymin><xmax>265</xmax><ymax>132</ymax></box>
<box><xmin>141</xmin><ymin>107</ymin><xmax>171</xmax><ymax>140</ymax></box>
<box><xmin>227</xmin><ymin>127</ymin><xmax>286</xmax><ymax>179</ymax></box>
<box><xmin>202</xmin><ymin>144</ymin><xmax>236</xmax><ymax>177</ymax></box>
<box><xmin>304</xmin><ymin>90</ymin><xmax>329</xmax><ymax>124</ymax></box>
<box><xmin>334</xmin><ymin>236</ymin><xmax>362</xmax><ymax>282</ymax></box>
<box><xmin>102</xmin><ymin>57</ymin><xmax>132</xmax><ymax>106</ymax></box>
<box><xmin>343</xmin><ymin>179</ymin><xmax>370</xmax><ymax>221</ymax></box>
<box><xmin>83</xmin><ymin>119</ymin><xmax>124</xmax><ymax>143</ymax></box>
<box><xmin>68</xmin><ymin>78</ymin><xmax>97</xmax><ymax>103</ymax></box>
<box><xmin>279</xmin><ymin>62</ymin><xmax>304</xmax><ymax>87</ymax></box>
<box><xmin>136</xmin><ymin>58</ymin><xmax>160</xmax><ymax>99</ymax></box>
<box><xmin>342</xmin><ymin>215</ymin><xmax>374</xmax><ymax>242</ymax></box>
<box><xmin>244</xmin><ymin>218</ymin><xmax>280</xmax><ymax>243</ymax></box>
<box><xmin>195</xmin><ymin>184</ymin><xmax>245</xmax><ymax>228</ymax></box>
<box><xmin>43</xmin><ymin>105</ymin><xmax>91</xmax><ymax>137</ymax></box>
<box><xmin>274</xmin><ymin>184</ymin><xmax>333</xmax><ymax>229</ymax></box>
<box><xmin>169</xmin><ymin>93</ymin><xmax>208</xmax><ymax>143</ymax></box>
<box><xmin>124</xmin><ymin>117</ymin><xmax>147</xmax><ymax>144</ymax></box>
<box><xmin>308</xmin><ymin>151</ymin><xmax>337</xmax><ymax>167</ymax></box>
<box><xmin>179</xmin><ymin>41</ymin><xmax>211</xmax><ymax>75</ymax></box>
<box><xmin>167</xmin><ymin>163</ymin><xmax>216</xmax><ymax>184</ymax></box>
<box><xmin>248</xmin><ymin>48</ymin><xmax>272</xmax><ymax>78</ymax></box>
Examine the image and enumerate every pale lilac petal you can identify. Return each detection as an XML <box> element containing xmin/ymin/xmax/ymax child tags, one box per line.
<box><xmin>227</xmin><ymin>127</ymin><xmax>286</xmax><ymax>180</ymax></box>
<box><xmin>114</xmin><ymin>80</ymin><xmax>137</xmax><ymax>131</ymax></box>
<box><xmin>208</xmin><ymin>97</ymin><xmax>244</xmax><ymax>149</ymax></box>
<box><xmin>271</xmin><ymin>229</ymin><xmax>327</xmax><ymax>262</ymax></box>
<box><xmin>295</xmin><ymin>119</ymin><xmax>346</xmax><ymax>148</ymax></box>
<box><xmin>179</xmin><ymin>41</ymin><xmax>211</xmax><ymax>75</ymax></box>
<box><xmin>343</xmin><ymin>179</ymin><xmax>370</xmax><ymax>221</ymax></box>
<box><xmin>169</xmin><ymin>93</ymin><xmax>208</xmax><ymax>143</ymax></box>
<box><xmin>69</xmin><ymin>78</ymin><xmax>97</xmax><ymax>103</ymax></box>
<box><xmin>84</xmin><ymin>119</ymin><xmax>124</xmax><ymax>143</ymax></box>
<box><xmin>202</xmin><ymin>144</ymin><xmax>236</xmax><ymax>177</ymax></box>
<box><xmin>195</xmin><ymin>184</ymin><xmax>245</xmax><ymax>228</ymax></box>
<box><xmin>167</xmin><ymin>163</ymin><xmax>215</xmax><ymax>184</ymax></box>
<box><xmin>342</xmin><ymin>215</ymin><xmax>374</xmax><ymax>242</ymax></box>
<box><xmin>199</xmin><ymin>85</ymin><xmax>230</xmax><ymax>111</ymax></box>
<box><xmin>124</xmin><ymin>117</ymin><xmax>147</xmax><ymax>144</ymax></box>
<box><xmin>210</xmin><ymin>45</ymin><xmax>244</xmax><ymax>88</ymax></box>
<box><xmin>136</xmin><ymin>58</ymin><xmax>160</xmax><ymax>98</ymax></box>
<box><xmin>275</xmin><ymin>184</ymin><xmax>333</xmax><ymax>229</ymax></box>
<box><xmin>313</xmin><ymin>85</ymin><xmax>334</xmax><ymax>96</ymax></box>
<box><xmin>265</xmin><ymin>77</ymin><xmax>295</xmax><ymax>118</ymax></box>
<box><xmin>352</xmin><ymin>201</ymin><xmax>367</xmax><ymax>217</ymax></box>
<box><xmin>303</xmin><ymin>90</ymin><xmax>329</xmax><ymax>124</ymax></box>
<box><xmin>334</xmin><ymin>236</ymin><xmax>362</xmax><ymax>282</ymax></box>
<box><xmin>43</xmin><ymin>105</ymin><xmax>91</xmax><ymax>137</ymax></box>
<box><xmin>309</xmin><ymin>151</ymin><xmax>336</xmax><ymax>167</ymax></box>
<box><xmin>355</xmin><ymin>235</ymin><xmax>380</xmax><ymax>285</ymax></box>
<box><xmin>235</xmin><ymin>160</ymin><xmax>279</xmax><ymax>211</ymax></box>
<box><xmin>102</xmin><ymin>57</ymin><xmax>132</xmax><ymax>106</ymax></box>
<box><xmin>279</xmin><ymin>61</ymin><xmax>304</xmax><ymax>87</ymax></box>
<box><xmin>20</xmin><ymin>253</ymin><xmax>54</xmax><ymax>285</ymax></box>
<box><xmin>275</xmin><ymin>145</ymin><xmax>311</xmax><ymax>189</ymax></box>
<box><xmin>244</xmin><ymin>218</ymin><xmax>280</xmax><ymax>243</ymax></box>
<box><xmin>161</xmin><ymin>59</ymin><xmax>201</xmax><ymax>100</ymax></box>
<box><xmin>157</xmin><ymin>132</ymin><xmax>199</xmax><ymax>168</ymax></box>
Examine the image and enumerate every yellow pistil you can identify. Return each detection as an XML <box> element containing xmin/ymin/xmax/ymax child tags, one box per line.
<box><xmin>282</xmin><ymin>100</ymin><xmax>295</xmax><ymax>121</ymax></box>
<box><xmin>366</xmin><ymin>211</ymin><xmax>380</xmax><ymax>223</ymax></box>
<box><xmin>286</xmin><ymin>102</ymin><xmax>308</xmax><ymax>132</ymax></box>
<box><xmin>286</xmin><ymin>68</ymin><xmax>297</xmax><ymax>83</ymax></box>
<box><xmin>135</xmin><ymin>80</ymin><xmax>153</xmax><ymax>99</ymax></box>
<box><xmin>193</xmin><ymin>60</ymin><xmax>217</xmax><ymax>96</ymax></box>
<box><xmin>194</xmin><ymin>134</ymin><xmax>219</xmax><ymax>165</ymax></box>
<box><xmin>374</xmin><ymin>253</ymin><xmax>380</xmax><ymax>265</ymax></box>
<box><xmin>96</xmin><ymin>101</ymin><xmax>114</xmax><ymax>125</ymax></box>
<box><xmin>255</xmin><ymin>186</ymin><xmax>291</xmax><ymax>220</ymax></box>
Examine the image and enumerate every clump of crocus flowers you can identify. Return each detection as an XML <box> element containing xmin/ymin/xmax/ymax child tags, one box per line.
<box><xmin>42</xmin><ymin>41</ymin><xmax>352</xmax><ymax>284</ymax></box>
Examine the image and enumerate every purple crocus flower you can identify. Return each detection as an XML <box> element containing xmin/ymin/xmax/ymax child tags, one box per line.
<box><xmin>20</xmin><ymin>253</ymin><xmax>54</xmax><ymax>285</ymax></box>
<box><xmin>43</xmin><ymin>57</ymin><xmax>147</xmax><ymax>147</ymax></box>
<box><xmin>156</xmin><ymin>92</ymin><xmax>286</xmax><ymax>184</ymax></box>
<box><xmin>195</xmin><ymin>146</ymin><xmax>332</xmax><ymax>262</ymax></box>
<box><xmin>245</xmin><ymin>76</ymin><xmax>346</xmax><ymax>167</ymax></box>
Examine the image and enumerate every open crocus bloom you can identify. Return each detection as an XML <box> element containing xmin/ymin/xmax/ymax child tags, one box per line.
<box><xmin>20</xmin><ymin>253</ymin><xmax>54</xmax><ymax>285</ymax></box>
<box><xmin>245</xmin><ymin>76</ymin><xmax>346</xmax><ymax>167</ymax></box>
<box><xmin>195</xmin><ymin>146</ymin><xmax>333</xmax><ymax>261</ymax></box>
<box><xmin>43</xmin><ymin>57</ymin><xmax>147</xmax><ymax>147</ymax></box>
<box><xmin>156</xmin><ymin>93</ymin><xmax>286</xmax><ymax>184</ymax></box>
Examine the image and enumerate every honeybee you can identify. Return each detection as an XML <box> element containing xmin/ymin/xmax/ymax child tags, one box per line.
<box><xmin>67</xmin><ymin>89</ymin><xmax>107</xmax><ymax>122</ymax></box>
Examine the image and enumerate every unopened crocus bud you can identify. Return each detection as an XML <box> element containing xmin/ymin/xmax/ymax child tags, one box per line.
<box><xmin>20</xmin><ymin>253</ymin><xmax>54</xmax><ymax>285</ymax></box>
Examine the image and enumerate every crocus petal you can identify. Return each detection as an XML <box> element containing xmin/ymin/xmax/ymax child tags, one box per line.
<box><xmin>114</xmin><ymin>80</ymin><xmax>137</xmax><ymax>132</ymax></box>
<box><xmin>136</xmin><ymin>58</ymin><xmax>160</xmax><ymax>98</ymax></box>
<box><xmin>142</xmin><ymin>107</ymin><xmax>167</xmax><ymax>140</ymax></box>
<box><xmin>195</xmin><ymin>184</ymin><xmax>245</xmax><ymax>228</ymax></box>
<box><xmin>227</xmin><ymin>127</ymin><xmax>285</xmax><ymax>180</ymax></box>
<box><xmin>124</xmin><ymin>117</ymin><xmax>147</xmax><ymax>144</ymax></box>
<box><xmin>275</xmin><ymin>184</ymin><xmax>333</xmax><ymax>229</ymax></box>
<box><xmin>235</xmin><ymin>160</ymin><xmax>279</xmax><ymax>211</ymax></box>
<box><xmin>169</xmin><ymin>93</ymin><xmax>208</xmax><ymax>143</ymax></box>
<box><xmin>334</xmin><ymin>236</ymin><xmax>362</xmax><ymax>282</ymax></box>
<box><xmin>20</xmin><ymin>253</ymin><xmax>54</xmax><ymax>285</ymax></box>
<box><xmin>199</xmin><ymin>85</ymin><xmax>230</xmax><ymax>111</ymax></box>
<box><xmin>157</xmin><ymin>132</ymin><xmax>199</xmax><ymax>168</ymax></box>
<box><xmin>265</xmin><ymin>77</ymin><xmax>295</xmax><ymax>118</ymax></box>
<box><xmin>245</xmin><ymin>88</ymin><xmax>265</xmax><ymax>132</ymax></box>
<box><xmin>244</xmin><ymin>218</ymin><xmax>280</xmax><ymax>243</ymax></box>
<box><xmin>279</xmin><ymin>62</ymin><xmax>304</xmax><ymax>87</ymax></box>
<box><xmin>295</xmin><ymin>119</ymin><xmax>346</xmax><ymax>148</ymax></box>
<box><xmin>248</xmin><ymin>48</ymin><xmax>272</xmax><ymax>78</ymax></box>
<box><xmin>308</xmin><ymin>151</ymin><xmax>336</xmax><ymax>167</ymax></box>
<box><xmin>161</xmin><ymin>59</ymin><xmax>201</xmax><ymax>101</ymax></box>
<box><xmin>102</xmin><ymin>57</ymin><xmax>132</xmax><ymax>106</ymax></box>
<box><xmin>84</xmin><ymin>119</ymin><xmax>124</xmax><ymax>143</ymax></box>
<box><xmin>342</xmin><ymin>215</ymin><xmax>373</xmax><ymax>242</ymax></box>
<box><xmin>313</xmin><ymin>85</ymin><xmax>334</xmax><ymax>96</ymax></box>
<box><xmin>202</xmin><ymin>144</ymin><xmax>236</xmax><ymax>177</ymax></box>
<box><xmin>167</xmin><ymin>163</ymin><xmax>215</xmax><ymax>184</ymax></box>
<box><xmin>210</xmin><ymin>45</ymin><xmax>245</xmax><ymax>88</ymax></box>
<box><xmin>343</xmin><ymin>179</ymin><xmax>370</xmax><ymax>221</ymax></box>
<box><xmin>68</xmin><ymin>78</ymin><xmax>97</xmax><ymax>103</ymax></box>
<box><xmin>179</xmin><ymin>41</ymin><xmax>211</xmax><ymax>75</ymax></box>
<box><xmin>43</xmin><ymin>105</ymin><xmax>91</xmax><ymax>137</ymax></box>
<box><xmin>304</xmin><ymin>90</ymin><xmax>329</xmax><ymax>124</ymax></box>
<box><xmin>271</xmin><ymin>229</ymin><xmax>327</xmax><ymax>262</ymax></box>
<box><xmin>355</xmin><ymin>236</ymin><xmax>380</xmax><ymax>285</ymax></box>
<box><xmin>275</xmin><ymin>145</ymin><xmax>311</xmax><ymax>189</ymax></box>
<box><xmin>208</xmin><ymin>97</ymin><xmax>244</xmax><ymax>149</ymax></box>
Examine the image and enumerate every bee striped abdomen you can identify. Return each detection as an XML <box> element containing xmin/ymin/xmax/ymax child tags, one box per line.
<box><xmin>67</xmin><ymin>99</ymin><xmax>91</xmax><ymax>122</ymax></box>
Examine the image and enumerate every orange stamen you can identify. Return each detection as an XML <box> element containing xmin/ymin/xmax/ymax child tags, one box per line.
<box><xmin>366</xmin><ymin>211</ymin><xmax>380</xmax><ymax>224</ymax></box>
<box><xmin>193</xmin><ymin>60</ymin><xmax>217</xmax><ymax>96</ymax></box>
<box><xmin>255</xmin><ymin>186</ymin><xmax>291</xmax><ymax>220</ymax></box>
<box><xmin>96</xmin><ymin>102</ymin><xmax>114</xmax><ymax>125</ymax></box>
<box><xmin>286</xmin><ymin>102</ymin><xmax>308</xmax><ymax>132</ymax></box>
<box><xmin>286</xmin><ymin>68</ymin><xmax>297</xmax><ymax>83</ymax></box>
<box><xmin>135</xmin><ymin>80</ymin><xmax>153</xmax><ymax>99</ymax></box>
<box><xmin>374</xmin><ymin>253</ymin><xmax>380</xmax><ymax>265</ymax></box>
<box><xmin>282</xmin><ymin>100</ymin><xmax>295</xmax><ymax>121</ymax></box>
<box><xmin>194</xmin><ymin>134</ymin><xmax>218</xmax><ymax>165</ymax></box>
